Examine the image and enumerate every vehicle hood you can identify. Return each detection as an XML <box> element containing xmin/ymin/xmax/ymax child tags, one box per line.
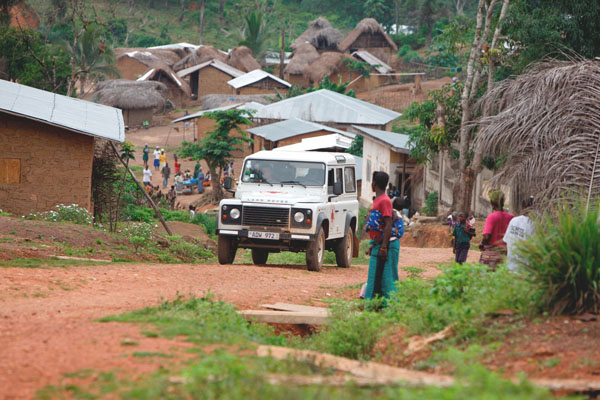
<box><xmin>239</xmin><ymin>189</ymin><xmax>322</xmax><ymax>205</ymax></box>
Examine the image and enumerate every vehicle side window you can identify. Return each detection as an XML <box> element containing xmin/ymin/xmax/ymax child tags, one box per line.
<box><xmin>335</xmin><ymin>168</ymin><xmax>344</xmax><ymax>192</ymax></box>
<box><xmin>327</xmin><ymin>168</ymin><xmax>334</xmax><ymax>194</ymax></box>
<box><xmin>344</xmin><ymin>167</ymin><xmax>356</xmax><ymax>193</ymax></box>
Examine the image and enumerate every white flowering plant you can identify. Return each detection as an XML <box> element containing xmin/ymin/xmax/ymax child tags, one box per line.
<box><xmin>27</xmin><ymin>204</ymin><xmax>93</xmax><ymax>225</ymax></box>
<box><xmin>121</xmin><ymin>222</ymin><xmax>156</xmax><ymax>252</ymax></box>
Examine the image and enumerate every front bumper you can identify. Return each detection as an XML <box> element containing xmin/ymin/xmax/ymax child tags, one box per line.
<box><xmin>216</xmin><ymin>228</ymin><xmax>315</xmax><ymax>241</ymax></box>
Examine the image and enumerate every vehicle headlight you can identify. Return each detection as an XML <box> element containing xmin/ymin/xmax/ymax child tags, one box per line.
<box><xmin>294</xmin><ymin>211</ymin><xmax>305</xmax><ymax>223</ymax></box>
<box><xmin>230</xmin><ymin>208</ymin><xmax>241</xmax><ymax>219</ymax></box>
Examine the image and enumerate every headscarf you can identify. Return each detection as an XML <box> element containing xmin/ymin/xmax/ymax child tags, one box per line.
<box><xmin>488</xmin><ymin>189</ymin><xmax>505</xmax><ymax>208</ymax></box>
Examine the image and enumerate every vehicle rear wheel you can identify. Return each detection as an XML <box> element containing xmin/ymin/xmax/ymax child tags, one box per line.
<box><xmin>335</xmin><ymin>227</ymin><xmax>353</xmax><ymax>268</ymax></box>
<box><xmin>218</xmin><ymin>235</ymin><xmax>236</xmax><ymax>264</ymax></box>
<box><xmin>251</xmin><ymin>249</ymin><xmax>269</xmax><ymax>265</ymax></box>
<box><xmin>306</xmin><ymin>228</ymin><xmax>325</xmax><ymax>272</ymax></box>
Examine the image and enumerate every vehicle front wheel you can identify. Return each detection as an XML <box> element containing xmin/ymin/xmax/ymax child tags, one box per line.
<box><xmin>218</xmin><ymin>235</ymin><xmax>237</xmax><ymax>264</ymax></box>
<box><xmin>306</xmin><ymin>228</ymin><xmax>325</xmax><ymax>272</ymax></box>
<box><xmin>335</xmin><ymin>227</ymin><xmax>353</xmax><ymax>268</ymax></box>
<box><xmin>251</xmin><ymin>249</ymin><xmax>269</xmax><ymax>265</ymax></box>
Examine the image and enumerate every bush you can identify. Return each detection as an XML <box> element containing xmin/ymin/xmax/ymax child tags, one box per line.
<box><xmin>27</xmin><ymin>204</ymin><xmax>93</xmax><ymax>225</ymax></box>
<box><xmin>518</xmin><ymin>201</ymin><xmax>600</xmax><ymax>315</ymax></box>
<box><xmin>123</xmin><ymin>204</ymin><xmax>155</xmax><ymax>223</ymax></box>
<box><xmin>121</xmin><ymin>222</ymin><xmax>156</xmax><ymax>252</ymax></box>
<box><xmin>422</xmin><ymin>191</ymin><xmax>438</xmax><ymax>216</ymax></box>
<box><xmin>385</xmin><ymin>263</ymin><xmax>536</xmax><ymax>338</ymax></box>
<box><xmin>164</xmin><ymin>235</ymin><xmax>213</xmax><ymax>262</ymax></box>
<box><xmin>312</xmin><ymin>301</ymin><xmax>385</xmax><ymax>360</ymax></box>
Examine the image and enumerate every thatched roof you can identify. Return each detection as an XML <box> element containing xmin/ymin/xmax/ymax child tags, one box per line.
<box><xmin>173</xmin><ymin>45</ymin><xmax>226</xmax><ymax>72</ymax></box>
<box><xmin>115</xmin><ymin>48</ymin><xmax>182</xmax><ymax>66</ymax></box>
<box><xmin>226</xmin><ymin>46</ymin><xmax>261</xmax><ymax>72</ymax></box>
<box><xmin>474</xmin><ymin>59</ymin><xmax>600</xmax><ymax>207</ymax></box>
<box><xmin>338</xmin><ymin>18</ymin><xmax>398</xmax><ymax>52</ymax></box>
<box><xmin>305</xmin><ymin>52</ymin><xmax>346</xmax><ymax>83</ymax></box>
<box><xmin>96</xmin><ymin>79</ymin><xmax>167</xmax><ymax>92</ymax></box>
<box><xmin>138</xmin><ymin>61</ymin><xmax>192</xmax><ymax>97</ymax></box>
<box><xmin>96</xmin><ymin>86</ymin><xmax>166</xmax><ymax>110</ymax></box>
<box><xmin>284</xmin><ymin>43</ymin><xmax>320</xmax><ymax>76</ymax></box>
<box><xmin>291</xmin><ymin>17</ymin><xmax>342</xmax><ymax>51</ymax></box>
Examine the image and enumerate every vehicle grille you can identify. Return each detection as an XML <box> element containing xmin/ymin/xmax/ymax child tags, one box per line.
<box><xmin>242</xmin><ymin>206</ymin><xmax>289</xmax><ymax>228</ymax></box>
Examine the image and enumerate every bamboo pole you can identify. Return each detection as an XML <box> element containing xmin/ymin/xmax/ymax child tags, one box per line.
<box><xmin>110</xmin><ymin>142</ymin><xmax>173</xmax><ymax>236</ymax></box>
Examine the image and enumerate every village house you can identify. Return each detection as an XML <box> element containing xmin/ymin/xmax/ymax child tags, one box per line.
<box><xmin>353</xmin><ymin>126</ymin><xmax>421</xmax><ymax>212</ymax></box>
<box><xmin>226</xmin><ymin>46</ymin><xmax>261</xmax><ymax>73</ymax></box>
<box><xmin>115</xmin><ymin>48</ymin><xmax>182</xmax><ymax>80</ymax></box>
<box><xmin>264</xmin><ymin>51</ymin><xmax>291</xmax><ymax>77</ymax></box>
<box><xmin>227</xmin><ymin>70</ymin><xmax>291</xmax><ymax>96</ymax></box>
<box><xmin>284</xmin><ymin>43</ymin><xmax>320</xmax><ymax>87</ymax></box>
<box><xmin>0</xmin><ymin>80</ymin><xmax>124</xmax><ymax>216</ymax></box>
<box><xmin>253</xmin><ymin>89</ymin><xmax>401</xmax><ymax>131</ymax></box>
<box><xmin>94</xmin><ymin>80</ymin><xmax>166</xmax><ymax>127</ymax></box>
<box><xmin>246</xmin><ymin>118</ymin><xmax>354</xmax><ymax>153</ymax></box>
<box><xmin>137</xmin><ymin>61</ymin><xmax>192</xmax><ymax>107</ymax></box>
<box><xmin>338</xmin><ymin>18</ymin><xmax>399</xmax><ymax>65</ymax></box>
<box><xmin>290</xmin><ymin>17</ymin><xmax>343</xmax><ymax>53</ymax></box>
<box><xmin>177</xmin><ymin>59</ymin><xmax>244</xmax><ymax>99</ymax></box>
<box><xmin>173</xmin><ymin>45</ymin><xmax>228</xmax><ymax>72</ymax></box>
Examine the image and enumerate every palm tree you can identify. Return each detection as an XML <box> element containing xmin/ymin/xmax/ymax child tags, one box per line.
<box><xmin>63</xmin><ymin>26</ymin><xmax>119</xmax><ymax>97</ymax></box>
<box><xmin>239</xmin><ymin>11</ymin><xmax>270</xmax><ymax>65</ymax></box>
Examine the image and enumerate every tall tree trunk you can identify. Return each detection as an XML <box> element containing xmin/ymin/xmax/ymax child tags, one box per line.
<box><xmin>198</xmin><ymin>0</ymin><xmax>206</xmax><ymax>45</ymax></box>
<box><xmin>279</xmin><ymin>28</ymin><xmax>285</xmax><ymax>79</ymax></box>
<box><xmin>209</xmin><ymin>164</ymin><xmax>223</xmax><ymax>201</ymax></box>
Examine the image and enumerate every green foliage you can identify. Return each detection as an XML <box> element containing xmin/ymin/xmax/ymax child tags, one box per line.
<box><xmin>163</xmin><ymin>235</ymin><xmax>213</xmax><ymax>262</ymax></box>
<box><xmin>346</xmin><ymin>134</ymin><xmax>363</xmax><ymax>157</ymax></box>
<box><xmin>239</xmin><ymin>10</ymin><xmax>270</xmax><ymax>61</ymax></box>
<box><xmin>309</xmin><ymin>75</ymin><xmax>356</xmax><ymax>98</ymax></box>
<box><xmin>392</xmin><ymin>33</ymin><xmax>426</xmax><ymax>50</ymax></box>
<box><xmin>121</xmin><ymin>222</ymin><xmax>156</xmax><ymax>252</ymax></box>
<box><xmin>119</xmin><ymin>141</ymin><xmax>136</xmax><ymax>162</ymax></box>
<box><xmin>312</xmin><ymin>300</ymin><xmax>385</xmax><ymax>360</ymax></box>
<box><xmin>342</xmin><ymin>58</ymin><xmax>376</xmax><ymax>78</ymax></box>
<box><xmin>404</xmin><ymin>82</ymin><xmax>463</xmax><ymax>163</ymax></box>
<box><xmin>1</xmin><ymin>257</ymin><xmax>108</xmax><ymax>269</ymax></box>
<box><xmin>425</xmin><ymin>14</ymin><xmax>473</xmax><ymax>69</ymax></box>
<box><xmin>422</xmin><ymin>191</ymin><xmax>438</xmax><ymax>216</ymax></box>
<box><xmin>27</xmin><ymin>204</ymin><xmax>93</xmax><ymax>225</ymax></box>
<box><xmin>517</xmin><ymin>201</ymin><xmax>600</xmax><ymax>315</ymax></box>
<box><xmin>385</xmin><ymin>263</ymin><xmax>537</xmax><ymax>339</ymax></box>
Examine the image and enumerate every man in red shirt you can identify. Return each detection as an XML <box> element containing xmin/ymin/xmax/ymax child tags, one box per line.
<box><xmin>364</xmin><ymin>171</ymin><xmax>400</xmax><ymax>303</ymax></box>
<box><xmin>479</xmin><ymin>189</ymin><xmax>514</xmax><ymax>269</ymax></box>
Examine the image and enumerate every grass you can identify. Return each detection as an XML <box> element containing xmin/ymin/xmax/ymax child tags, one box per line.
<box><xmin>0</xmin><ymin>257</ymin><xmax>109</xmax><ymax>269</ymax></box>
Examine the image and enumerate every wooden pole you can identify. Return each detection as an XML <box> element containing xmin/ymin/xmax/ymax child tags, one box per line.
<box><xmin>401</xmin><ymin>154</ymin><xmax>407</xmax><ymax>197</ymax></box>
<box><xmin>110</xmin><ymin>142</ymin><xmax>173</xmax><ymax>236</ymax></box>
<box><xmin>279</xmin><ymin>29</ymin><xmax>285</xmax><ymax>79</ymax></box>
<box><xmin>438</xmin><ymin>151</ymin><xmax>444</xmax><ymax>212</ymax></box>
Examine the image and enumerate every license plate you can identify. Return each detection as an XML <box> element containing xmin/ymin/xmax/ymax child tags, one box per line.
<box><xmin>249</xmin><ymin>231</ymin><xmax>279</xmax><ymax>240</ymax></box>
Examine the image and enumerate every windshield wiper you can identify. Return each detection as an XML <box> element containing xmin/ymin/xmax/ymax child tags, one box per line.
<box><xmin>260</xmin><ymin>179</ymin><xmax>273</xmax><ymax>186</ymax></box>
<box><xmin>280</xmin><ymin>180</ymin><xmax>306</xmax><ymax>188</ymax></box>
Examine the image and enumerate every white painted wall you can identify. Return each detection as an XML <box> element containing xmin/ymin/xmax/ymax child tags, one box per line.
<box><xmin>360</xmin><ymin>136</ymin><xmax>391</xmax><ymax>207</ymax></box>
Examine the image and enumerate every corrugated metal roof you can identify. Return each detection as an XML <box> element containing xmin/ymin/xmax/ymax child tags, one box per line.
<box><xmin>254</xmin><ymin>89</ymin><xmax>401</xmax><ymax>126</ymax></box>
<box><xmin>177</xmin><ymin>59</ymin><xmax>244</xmax><ymax>79</ymax></box>
<box><xmin>352</xmin><ymin>125</ymin><xmax>412</xmax><ymax>154</ymax></box>
<box><xmin>171</xmin><ymin>101</ymin><xmax>263</xmax><ymax>123</ymax></box>
<box><xmin>149</xmin><ymin>42</ymin><xmax>200</xmax><ymax>51</ymax></box>
<box><xmin>0</xmin><ymin>79</ymin><xmax>124</xmax><ymax>142</ymax></box>
<box><xmin>227</xmin><ymin>69</ymin><xmax>291</xmax><ymax>89</ymax></box>
<box><xmin>352</xmin><ymin>51</ymin><xmax>393</xmax><ymax>74</ymax></box>
<box><xmin>247</xmin><ymin>118</ymin><xmax>355</xmax><ymax>142</ymax></box>
<box><xmin>276</xmin><ymin>133</ymin><xmax>353</xmax><ymax>151</ymax></box>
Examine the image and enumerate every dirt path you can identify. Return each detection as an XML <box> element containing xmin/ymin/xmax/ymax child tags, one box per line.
<box><xmin>0</xmin><ymin>248</ymin><xmax>473</xmax><ymax>399</ymax></box>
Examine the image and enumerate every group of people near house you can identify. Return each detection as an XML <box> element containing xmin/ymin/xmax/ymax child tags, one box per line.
<box><xmin>363</xmin><ymin>172</ymin><xmax>535</xmax><ymax>305</ymax></box>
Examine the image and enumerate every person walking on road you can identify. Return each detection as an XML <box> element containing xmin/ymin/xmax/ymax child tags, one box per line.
<box><xmin>161</xmin><ymin>162</ymin><xmax>171</xmax><ymax>189</ymax></box>
<box><xmin>479</xmin><ymin>190</ymin><xmax>514</xmax><ymax>270</ymax></box>
<box><xmin>142</xmin><ymin>144</ymin><xmax>149</xmax><ymax>169</ymax></box>
<box><xmin>142</xmin><ymin>165</ymin><xmax>152</xmax><ymax>186</ymax></box>
<box><xmin>159</xmin><ymin>149</ymin><xmax>167</xmax><ymax>171</ymax></box>
<box><xmin>452</xmin><ymin>211</ymin><xmax>476</xmax><ymax>264</ymax></box>
<box><xmin>153</xmin><ymin>146</ymin><xmax>160</xmax><ymax>171</ymax></box>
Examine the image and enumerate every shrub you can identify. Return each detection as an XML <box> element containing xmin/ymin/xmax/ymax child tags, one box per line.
<box><xmin>123</xmin><ymin>204</ymin><xmax>155</xmax><ymax>223</ymax></box>
<box><xmin>27</xmin><ymin>204</ymin><xmax>93</xmax><ymax>225</ymax></box>
<box><xmin>121</xmin><ymin>223</ymin><xmax>156</xmax><ymax>252</ymax></box>
<box><xmin>518</xmin><ymin>201</ymin><xmax>600</xmax><ymax>315</ymax></box>
<box><xmin>164</xmin><ymin>235</ymin><xmax>213</xmax><ymax>262</ymax></box>
<box><xmin>422</xmin><ymin>191</ymin><xmax>438</xmax><ymax>216</ymax></box>
<box><xmin>312</xmin><ymin>301</ymin><xmax>386</xmax><ymax>360</ymax></box>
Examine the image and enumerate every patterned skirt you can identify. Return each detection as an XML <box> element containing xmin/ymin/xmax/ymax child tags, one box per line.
<box><xmin>479</xmin><ymin>245</ymin><xmax>507</xmax><ymax>270</ymax></box>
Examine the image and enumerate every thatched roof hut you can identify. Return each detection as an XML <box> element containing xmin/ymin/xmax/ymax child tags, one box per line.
<box><xmin>115</xmin><ymin>48</ymin><xmax>182</xmax><ymax>66</ymax></box>
<box><xmin>291</xmin><ymin>17</ymin><xmax>342</xmax><ymax>51</ymax></box>
<box><xmin>96</xmin><ymin>79</ymin><xmax>167</xmax><ymax>92</ymax></box>
<box><xmin>474</xmin><ymin>59</ymin><xmax>600</xmax><ymax>209</ymax></box>
<box><xmin>137</xmin><ymin>61</ymin><xmax>192</xmax><ymax>105</ymax></box>
<box><xmin>173</xmin><ymin>45</ymin><xmax>227</xmax><ymax>72</ymax></box>
<box><xmin>284</xmin><ymin>43</ymin><xmax>320</xmax><ymax>78</ymax></box>
<box><xmin>305</xmin><ymin>52</ymin><xmax>346</xmax><ymax>84</ymax></box>
<box><xmin>226</xmin><ymin>46</ymin><xmax>261</xmax><ymax>72</ymax></box>
<box><xmin>339</xmin><ymin>18</ymin><xmax>398</xmax><ymax>62</ymax></box>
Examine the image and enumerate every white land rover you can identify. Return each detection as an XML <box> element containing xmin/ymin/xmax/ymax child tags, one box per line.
<box><xmin>217</xmin><ymin>150</ymin><xmax>360</xmax><ymax>271</ymax></box>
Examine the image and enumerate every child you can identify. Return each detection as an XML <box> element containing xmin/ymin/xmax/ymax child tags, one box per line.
<box><xmin>142</xmin><ymin>166</ymin><xmax>152</xmax><ymax>186</ymax></box>
<box><xmin>452</xmin><ymin>211</ymin><xmax>476</xmax><ymax>264</ymax></box>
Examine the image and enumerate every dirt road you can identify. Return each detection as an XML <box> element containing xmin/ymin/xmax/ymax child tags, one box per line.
<box><xmin>0</xmin><ymin>248</ymin><xmax>474</xmax><ymax>399</ymax></box>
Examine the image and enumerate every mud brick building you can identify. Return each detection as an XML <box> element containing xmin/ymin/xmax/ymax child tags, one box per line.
<box><xmin>0</xmin><ymin>80</ymin><xmax>124</xmax><ymax>216</ymax></box>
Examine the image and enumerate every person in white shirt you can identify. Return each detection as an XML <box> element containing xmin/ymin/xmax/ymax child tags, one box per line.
<box><xmin>142</xmin><ymin>166</ymin><xmax>152</xmax><ymax>186</ymax></box>
<box><xmin>503</xmin><ymin>199</ymin><xmax>535</xmax><ymax>272</ymax></box>
<box><xmin>153</xmin><ymin>146</ymin><xmax>161</xmax><ymax>171</ymax></box>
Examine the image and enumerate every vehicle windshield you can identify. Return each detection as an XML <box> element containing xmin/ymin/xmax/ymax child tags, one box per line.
<box><xmin>241</xmin><ymin>159</ymin><xmax>325</xmax><ymax>186</ymax></box>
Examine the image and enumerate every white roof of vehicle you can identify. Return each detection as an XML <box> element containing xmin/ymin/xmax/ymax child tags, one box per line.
<box><xmin>227</xmin><ymin>69</ymin><xmax>291</xmax><ymax>89</ymax></box>
<box><xmin>0</xmin><ymin>79</ymin><xmax>124</xmax><ymax>142</ymax></box>
<box><xmin>248</xmin><ymin>150</ymin><xmax>356</xmax><ymax>165</ymax></box>
<box><xmin>254</xmin><ymin>89</ymin><xmax>400</xmax><ymax>125</ymax></box>
<box><xmin>247</xmin><ymin>118</ymin><xmax>354</xmax><ymax>142</ymax></box>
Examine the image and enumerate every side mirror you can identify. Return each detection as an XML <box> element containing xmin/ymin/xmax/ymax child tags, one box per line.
<box><xmin>223</xmin><ymin>177</ymin><xmax>233</xmax><ymax>190</ymax></box>
<box><xmin>333</xmin><ymin>181</ymin><xmax>343</xmax><ymax>196</ymax></box>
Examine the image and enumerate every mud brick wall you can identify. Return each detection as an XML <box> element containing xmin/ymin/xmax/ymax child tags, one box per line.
<box><xmin>0</xmin><ymin>113</ymin><xmax>95</xmax><ymax>216</ymax></box>
<box><xmin>196</xmin><ymin>67</ymin><xmax>238</xmax><ymax>98</ymax></box>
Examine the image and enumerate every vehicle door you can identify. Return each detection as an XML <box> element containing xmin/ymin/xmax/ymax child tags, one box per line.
<box><xmin>340</xmin><ymin>165</ymin><xmax>357</xmax><ymax>234</ymax></box>
<box><xmin>327</xmin><ymin>166</ymin><xmax>345</xmax><ymax>237</ymax></box>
